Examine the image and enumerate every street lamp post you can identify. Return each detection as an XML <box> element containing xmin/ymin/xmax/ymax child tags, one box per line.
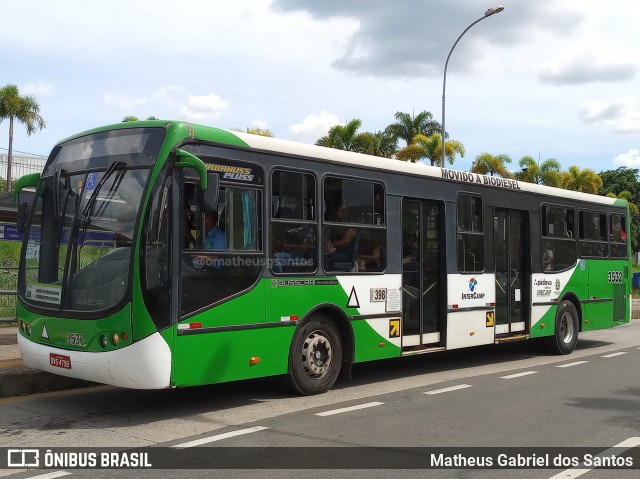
<box><xmin>441</xmin><ymin>5</ymin><xmax>504</xmax><ymax>167</ymax></box>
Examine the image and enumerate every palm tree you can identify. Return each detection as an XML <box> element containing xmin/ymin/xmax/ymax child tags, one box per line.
<box><xmin>561</xmin><ymin>166</ymin><xmax>603</xmax><ymax>194</ymax></box>
<box><xmin>516</xmin><ymin>156</ymin><xmax>562</xmax><ymax>186</ymax></box>
<box><xmin>471</xmin><ymin>153</ymin><xmax>513</xmax><ymax>178</ymax></box>
<box><xmin>385</xmin><ymin>111</ymin><xmax>442</xmax><ymax>146</ymax></box>
<box><xmin>395</xmin><ymin>133</ymin><xmax>465</xmax><ymax>166</ymax></box>
<box><xmin>355</xmin><ymin>131</ymin><xmax>397</xmax><ymax>158</ymax></box>
<box><xmin>316</xmin><ymin>119</ymin><xmax>365</xmax><ymax>152</ymax></box>
<box><xmin>0</xmin><ymin>84</ymin><xmax>46</xmax><ymax>190</ymax></box>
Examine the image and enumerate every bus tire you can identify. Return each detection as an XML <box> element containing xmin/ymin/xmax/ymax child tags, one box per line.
<box><xmin>544</xmin><ymin>300</ymin><xmax>579</xmax><ymax>355</ymax></box>
<box><xmin>287</xmin><ymin>314</ymin><xmax>342</xmax><ymax>395</ymax></box>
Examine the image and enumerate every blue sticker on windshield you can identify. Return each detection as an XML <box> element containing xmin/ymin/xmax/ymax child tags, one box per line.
<box><xmin>85</xmin><ymin>173</ymin><xmax>98</xmax><ymax>190</ymax></box>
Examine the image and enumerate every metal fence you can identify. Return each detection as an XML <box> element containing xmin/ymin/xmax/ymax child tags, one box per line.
<box><xmin>0</xmin><ymin>265</ymin><xmax>18</xmax><ymax>322</ymax></box>
<box><xmin>0</xmin><ymin>153</ymin><xmax>47</xmax><ymax>192</ymax></box>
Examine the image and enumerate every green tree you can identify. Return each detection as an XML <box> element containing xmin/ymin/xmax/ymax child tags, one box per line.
<box><xmin>385</xmin><ymin>111</ymin><xmax>442</xmax><ymax>146</ymax></box>
<box><xmin>316</xmin><ymin>119</ymin><xmax>366</xmax><ymax>152</ymax></box>
<box><xmin>231</xmin><ymin>127</ymin><xmax>274</xmax><ymax>137</ymax></box>
<box><xmin>0</xmin><ymin>84</ymin><xmax>46</xmax><ymax>190</ymax></box>
<box><xmin>471</xmin><ymin>153</ymin><xmax>513</xmax><ymax>178</ymax></box>
<box><xmin>354</xmin><ymin>130</ymin><xmax>397</xmax><ymax>158</ymax></box>
<box><xmin>122</xmin><ymin>116</ymin><xmax>159</xmax><ymax>122</ymax></box>
<box><xmin>395</xmin><ymin>133</ymin><xmax>464</xmax><ymax>166</ymax></box>
<box><xmin>599</xmin><ymin>168</ymin><xmax>640</xmax><ymax>252</ymax></box>
<box><xmin>599</xmin><ymin>167</ymin><xmax>640</xmax><ymax>203</ymax></box>
<box><xmin>516</xmin><ymin>156</ymin><xmax>562</xmax><ymax>186</ymax></box>
<box><xmin>561</xmin><ymin>166</ymin><xmax>603</xmax><ymax>194</ymax></box>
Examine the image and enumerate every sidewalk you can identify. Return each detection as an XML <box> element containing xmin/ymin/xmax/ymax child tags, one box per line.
<box><xmin>0</xmin><ymin>327</ymin><xmax>92</xmax><ymax>397</ymax></box>
<box><xmin>2</xmin><ymin>299</ymin><xmax>640</xmax><ymax>397</ymax></box>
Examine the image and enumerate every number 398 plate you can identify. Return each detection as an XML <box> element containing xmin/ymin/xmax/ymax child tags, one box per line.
<box><xmin>370</xmin><ymin>288</ymin><xmax>387</xmax><ymax>302</ymax></box>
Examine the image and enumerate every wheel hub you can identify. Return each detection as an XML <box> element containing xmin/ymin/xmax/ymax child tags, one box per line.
<box><xmin>302</xmin><ymin>331</ymin><xmax>333</xmax><ymax>378</ymax></box>
<box><xmin>560</xmin><ymin>312</ymin><xmax>575</xmax><ymax>344</ymax></box>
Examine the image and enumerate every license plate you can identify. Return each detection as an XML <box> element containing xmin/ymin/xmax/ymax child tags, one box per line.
<box><xmin>50</xmin><ymin>353</ymin><xmax>71</xmax><ymax>369</ymax></box>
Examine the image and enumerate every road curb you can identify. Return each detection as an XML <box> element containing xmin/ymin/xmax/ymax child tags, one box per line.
<box><xmin>0</xmin><ymin>366</ymin><xmax>95</xmax><ymax>398</ymax></box>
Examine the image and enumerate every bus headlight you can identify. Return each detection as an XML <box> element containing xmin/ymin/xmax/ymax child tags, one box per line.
<box><xmin>100</xmin><ymin>335</ymin><xmax>108</xmax><ymax>348</ymax></box>
<box><xmin>112</xmin><ymin>333</ymin><xmax>120</xmax><ymax>346</ymax></box>
<box><xmin>26</xmin><ymin>324</ymin><xmax>32</xmax><ymax>336</ymax></box>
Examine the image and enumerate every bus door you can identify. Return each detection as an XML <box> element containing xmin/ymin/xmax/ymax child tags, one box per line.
<box><xmin>173</xmin><ymin>161</ymin><xmax>267</xmax><ymax>386</ymax></box>
<box><xmin>493</xmin><ymin>209</ymin><xmax>527</xmax><ymax>334</ymax></box>
<box><xmin>401</xmin><ymin>199</ymin><xmax>443</xmax><ymax>347</ymax></box>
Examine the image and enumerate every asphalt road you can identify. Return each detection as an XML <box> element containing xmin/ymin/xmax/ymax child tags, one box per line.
<box><xmin>1</xmin><ymin>321</ymin><xmax>640</xmax><ymax>479</ymax></box>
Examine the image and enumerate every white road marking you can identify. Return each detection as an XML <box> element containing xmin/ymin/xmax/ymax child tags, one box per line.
<box><xmin>424</xmin><ymin>384</ymin><xmax>473</xmax><ymax>395</ymax></box>
<box><xmin>547</xmin><ymin>437</ymin><xmax>640</xmax><ymax>479</ymax></box>
<box><xmin>500</xmin><ymin>371</ymin><xmax>538</xmax><ymax>379</ymax></box>
<box><xmin>315</xmin><ymin>401</ymin><xmax>384</xmax><ymax>417</ymax></box>
<box><xmin>602</xmin><ymin>352</ymin><xmax>627</xmax><ymax>358</ymax></box>
<box><xmin>172</xmin><ymin>426</ymin><xmax>269</xmax><ymax>448</ymax></box>
<box><xmin>556</xmin><ymin>361</ymin><xmax>589</xmax><ymax>368</ymax></box>
<box><xmin>24</xmin><ymin>473</ymin><xmax>72</xmax><ymax>479</ymax></box>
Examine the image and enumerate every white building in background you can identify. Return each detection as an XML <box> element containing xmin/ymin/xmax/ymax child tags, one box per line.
<box><xmin>0</xmin><ymin>152</ymin><xmax>47</xmax><ymax>184</ymax></box>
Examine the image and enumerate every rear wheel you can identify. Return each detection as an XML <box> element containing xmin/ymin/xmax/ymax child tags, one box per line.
<box><xmin>544</xmin><ymin>300</ymin><xmax>579</xmax><ymax>354</ymax></box>
<box><xmin>287</xmin><ymin>314</ymin><xmax>342</xmax><ymax>395</ymax></box>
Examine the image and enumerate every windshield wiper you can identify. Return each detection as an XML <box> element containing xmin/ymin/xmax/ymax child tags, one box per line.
<box><xmin>81</xmin><ymin>160</ymin><xmax>125</xmax><ymax>218</ymax></box>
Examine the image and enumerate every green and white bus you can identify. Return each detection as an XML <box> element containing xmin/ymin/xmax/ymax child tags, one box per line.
<box><xmin>15</xmin><ymin>121</ymin><xmax>631</xmax><ymax>395</ymax></box>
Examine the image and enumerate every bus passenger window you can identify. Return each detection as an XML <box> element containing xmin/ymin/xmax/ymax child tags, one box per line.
<box><xmin>457</xmin><ymin>194</ymin><xmax>484</xmax><ymax>273</ymax></box>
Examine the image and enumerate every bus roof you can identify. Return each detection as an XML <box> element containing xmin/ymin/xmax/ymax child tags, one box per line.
<box><xmin>228</xmin><ymin>128</ymin><xmax>622</xmax><ymax>208</ymax></box>
<box><xmin>57</xmin><ymin>121</ymin><xmax>623</xmax><ymax>209</ymax></box>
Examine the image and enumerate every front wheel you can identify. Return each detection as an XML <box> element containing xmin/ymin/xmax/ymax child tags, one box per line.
<box><xmin>287</xmin><ymin>314</ymin><xmax>342</xmax><ymax>395</ymax></box>
<box><xmin>545</xmin><ymin>300</ymin><xmax>579</xmax><ymax>354</ymax></box>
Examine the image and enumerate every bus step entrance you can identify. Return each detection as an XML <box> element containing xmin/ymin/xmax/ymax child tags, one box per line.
<box><xmin>494</xmin><ymin>334</ymin><xmax>528</xmax><ymax>343</ymax></box>
<box><xmin>401</xmin><ymin>345</ymin><xmax>447</xmax><ymax>356</ymax></box>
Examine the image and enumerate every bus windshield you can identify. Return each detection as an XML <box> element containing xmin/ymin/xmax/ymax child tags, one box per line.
<box><xmin>19</xmin><ymin>127</ymin><xmax>165</xmax><ymax>315</ymax></box>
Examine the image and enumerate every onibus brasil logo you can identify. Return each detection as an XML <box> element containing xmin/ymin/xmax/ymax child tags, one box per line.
<box><xmin>462</xmin><ymin>277</ymin><xmax>485</xmax><ymax>300</ymax></box>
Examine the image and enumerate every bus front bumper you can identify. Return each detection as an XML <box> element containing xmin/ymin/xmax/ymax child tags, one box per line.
<box><xmin>18</xmin><ymin>332</ymin><xmax>172</xmax><ymax>389</ymax></box>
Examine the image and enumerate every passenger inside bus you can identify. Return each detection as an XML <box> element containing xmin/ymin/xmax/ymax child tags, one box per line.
<box><xmin>402</xmin><ymin>231</ymin><xmax>419</xmax><ymax>268</ymax></box>
<box><xmin>273</xmin><ymin>224</ymin><xmax>317</xmax><ymax>273</ymax></box>
<box><xmin>542</xmin><ymin>240</ymin><xmax>555</xmax><ymax>271</ymax></box>
<box><xmin>324</xmin><ymin>205</ymin><xmax>359</xmax><ymax>271</ymax></box>
<box><xmin>184</xmin><ymin>206</ymin><xmax>196</xmax><ymax>249</ymax></box>
<box><xmin>204</xmin><ymin>210</ymin><xmax>225</xmax><ymax>250</ymax></box>
<box><xmin>357</xmin><ymin>238</ymin><xmax>382</xmax><ymax>272</ymax></box>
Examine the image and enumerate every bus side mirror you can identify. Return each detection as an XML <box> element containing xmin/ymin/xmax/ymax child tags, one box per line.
<box><xmin>17</xmin><ymin>201</ymin><xmax>30</xmax><ymax>235</ymax></box>
<box><xmin>203</xmin><ymin>172</ymin><xmax>220</xmax><ymax>211</ymax></box>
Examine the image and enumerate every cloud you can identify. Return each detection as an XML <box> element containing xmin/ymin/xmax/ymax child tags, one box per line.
<box><xmin>21</xmin><ymin>80</ymin><xmax>55</xmax><ymax>96</ymax></box>
<box><xmin>614</xmin><ymin>149</ymin><xmax>640</xmax><ymax>167</ymax></box>
<box><xmin>102</xmin><ymin>87</ymin><xmax>230</xmax><ymax>122</ymax></box>
<box><xmin>539</xmin><ymin>58</ymin><xmax>638</xmax><ymax>85</ymax></box>
<box><xmin>250</xmin><ymin>118</ymin><xmax>270</xmax><ymax>129</ymax></box>
<box><xmin>289</xmin><ymin>111</ymin><xmax>341</xmax><ymax>142</ymax></box>
<box><xmin>103</xmin><ymin>92</ymin><xmax>148</xmax><ymax>110</ymax></box>
<box><xmin>180</xmin><ymin>94</ymin><xmax>229</xmax><ymax>121</ymax></box>
<box><xmin>580</xmin><ymin>98</ymin><xmax>640</xmax><ymax>135</ymax></box>
<box><xmin>271</xmin><ymin>0</ymin><xmax>583</xmax><ymax>78</ymax></box>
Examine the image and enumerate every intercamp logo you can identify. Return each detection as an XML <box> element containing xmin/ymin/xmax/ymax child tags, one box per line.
<box><xmin>462</xmin><ymin>277</ymin><xmax>485</xmax><ymax>300</ymax></box>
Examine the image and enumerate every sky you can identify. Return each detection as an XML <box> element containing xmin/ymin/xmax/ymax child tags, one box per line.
<box><xmin>2</xmin><ymin>0</ymin><xmax>640</xmax><ymax>174</ymax></box>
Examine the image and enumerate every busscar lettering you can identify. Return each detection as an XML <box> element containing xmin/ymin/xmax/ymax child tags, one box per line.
<box><xmin>441</xmin><ymin>168</ymin><xmax>521</xmax><ymax>190</ymax></box>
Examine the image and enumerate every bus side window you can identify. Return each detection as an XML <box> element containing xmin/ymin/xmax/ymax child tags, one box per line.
<box><xmin>457</xmin><ymin>194</ymin><xmax>484</xmax><ymax>273</ymax></box>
